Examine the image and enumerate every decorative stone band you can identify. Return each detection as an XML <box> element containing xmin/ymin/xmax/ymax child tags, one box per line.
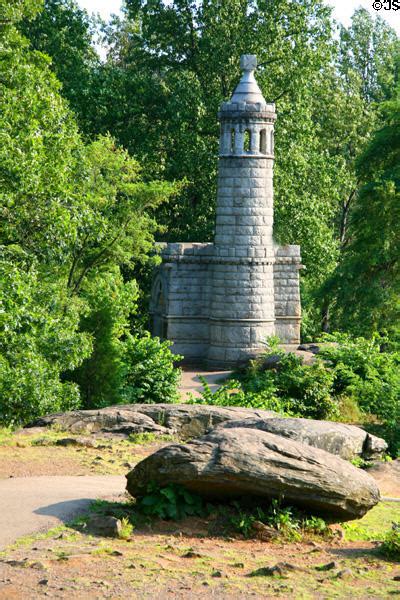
<box><xmin>162</xmin><ymin>256</ymin><xmax>276</xmax><ymax>266</ymax></box>
<box><xmin>219</xmin><ymin>106</ymin><xmax>276</xmax><ymax>119</ymax></box>
<box><xmin>158</xmin><ymin>315</ymin><xmax>210</xmax><ymax>320</ymax></box>
<box><xmin>275</xmin><ymin>316</ymin><xmax>302</xmax><ymax>321</ymax></box>
<box><xmin>220</xmin><ymin>100</ymin><xmax>275</xmax><ymax>110</ymax></box>
<box><xmin>163</xmin><ymin>315</ymin><xmax>277</xmax><ymax>323</ymax></box>
<box><xmin>218</xmin><ymin>153</ymin><xmax>274</xmax><ymax>159</ymax></box>
<box><xmin>275</xmin><ymin>255</ymin><xmax>301</xmax><ymax>261</ymax></box>
<box><xmin>209</xmin><ymin>317</ymin><xmax>275</xmax><ymax>323</ymax></box>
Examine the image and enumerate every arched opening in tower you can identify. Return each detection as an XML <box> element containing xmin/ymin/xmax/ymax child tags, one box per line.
<box><xmin>243</xmin><ymin>129</ymin><xmax>251</xmax><ymax>153</ymax></box>
<box><xmin>230</xmin><ymin>128</ymin><xmax>236</xmax><ymax>153</ymax></box>
<box><xmin>260</xmin><ymin>129</ymin><xmax>267</xmax><ymax>154</ymax></box>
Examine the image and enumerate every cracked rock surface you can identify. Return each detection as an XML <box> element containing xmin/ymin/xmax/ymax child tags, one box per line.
<box><xmin>28</xmin><ymin>404</ymin><xmax>387</xmax><ymax>461</ymax></box>
<box><xmin>126</xmin><ymin>427</ymin><xmax>381</xmax><ymax>520</ymax></box>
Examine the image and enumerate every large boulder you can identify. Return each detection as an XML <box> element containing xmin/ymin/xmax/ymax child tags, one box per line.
<box><xmin>216</xmin><ymin>417</ymin><xmax>387</xmax><ymax>461</ymax></box>
<box><xmin>126</xmin><ymin>427</ymin><xmax>380</xmax><ymax>520</ymax></box>
<box><xmin>27</xmin><ymin>404</ymin><xmax>278</xmax><ymax>439</ymax></box>
<box><xmin>27</xmin><ymin>404</ymin><xmax>388</xmax><ymax>462</ymax></box>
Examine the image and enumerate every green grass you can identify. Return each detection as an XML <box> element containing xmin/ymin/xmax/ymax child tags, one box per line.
<box><xmin>0</xmin><ymin>427</ymin><xmax>74</xmax><ymax>447</ymax></box>
<box><xmin>127</xmin><ymin>432</ymin><xmax>177</xmax><ymax>445</ymax></box>
<box><xmin>0</xmin><ymin>523</ymin><xmax>82</xmax><ymax>558</ymax></box>
<box><xmin>343</xmin><ymin>502</ymin><xmax>400</xmax><ymax>541</ymax></box>
<box><xmin>0</xmin><ymin>427</ymin><xmax>17</xmax><ymax>446</ymax></box>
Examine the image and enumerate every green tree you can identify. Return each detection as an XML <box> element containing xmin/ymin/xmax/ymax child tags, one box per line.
<box><xmin>0</xmin><ymin>0</ymin><xmax>92</xmax><ymax>424</ymax></box>
<box><xmin>0</xmin><ymin>1</ymin><xmax>179</xmax><ymax>422</ymax></box>
<box><xmin>339</xmin><ymin>8</ymin><xmax>399</xmax><ymax>103</ymax></box>
<box><xmin>329</xmin><ymin>98</ymin><xmax>400</xmax><ymax>336</ymax></box>
<box><xmin>309</xmin><ymin>9</ymin><xmax>400</xmax><ymax>335</ymax></box>
<box><xmin>0</xmin><ymin>249</ymin><xmax>92</xmax><ymax>426</ymax></box>
<box><xmin>63</xmin><ymin>134</ymin><xmax>176</xmax><ymax>296</ymax></box>
<box><xmin>20</xmin><ymin>0</ymin><xmax>100</xmax><ymax>132</ymax></box>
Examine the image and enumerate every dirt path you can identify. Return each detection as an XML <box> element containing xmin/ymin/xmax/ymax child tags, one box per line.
<box><xmin>0</xmin><ymin>476</ymin><xmax>125</xmax><ymax>550</ymax></box>
<box><xmin>179</xmin><ymin>369</ymin><xmax>232</xmax><ymax>400</ymax></box>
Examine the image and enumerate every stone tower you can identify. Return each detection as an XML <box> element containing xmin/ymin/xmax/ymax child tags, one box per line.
<box><xmin>207</xmin><ymin>55</ymin><xmax>277</xmax><ymax>366</ymax></box>
<box><xmin>150</xmin><ymin>55</ymin><xmax>302</xmax><ymax>368</ymax></box>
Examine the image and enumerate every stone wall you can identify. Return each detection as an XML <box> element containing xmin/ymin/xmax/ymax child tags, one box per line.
<box><xmin>274</xmin><ymin>245</ymin><xmax>302</xmax><ymax>344</ymax></box>
<box><xmin>150</xmin><ymin>243</ymin><xmax>212</xmax><ymax>361</ymax></box>
<box><xmin>150</xmin><ymin>241</ymin><xmax>302</xmax><ymax>364</ymax></box>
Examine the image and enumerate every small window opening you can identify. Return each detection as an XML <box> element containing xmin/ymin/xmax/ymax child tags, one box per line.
<box><xmin>260</xmin><ymin>129</ymin><xmax>267</xmax><ymax>154</ymax></box>
<box><xmin>243</xmin><ymin>129</ymin><xmax>251</xmax><ymax>152</ymax></box>
<box><xmin>231</xmin><ymin>128</ymin><xmax>235</xmax><ymax>153</ymax></box>
<box><xmin>271</xmin><ymin>130</ymin><xmax>274</xmax><ymax>153</ymax></box>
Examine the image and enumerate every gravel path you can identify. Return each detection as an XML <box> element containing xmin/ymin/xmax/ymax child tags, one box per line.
<box><xmin>0</xmin><ymin>475</ymin><xmax>125</xmax><ymax>550</ymax></box>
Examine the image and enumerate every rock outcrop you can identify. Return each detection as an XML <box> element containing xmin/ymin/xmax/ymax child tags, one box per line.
<box><xmin>28</xmin><ymin>404</ymin><xmax>387</xmax><ymax>461</ymax></box>
<box><xmin>27</xmin><ymin>404</ymin><xmax>278</xmax><ymax>439</ymax></box>
<box><xmin>217</xmin><ymin>417</ymin><xmax>387</xmax><ymax>460</ymax></box>
<box><xmin>126</xmin><ymin>427</ymin><xmax>380</xmax><ymax>520</ymax></box>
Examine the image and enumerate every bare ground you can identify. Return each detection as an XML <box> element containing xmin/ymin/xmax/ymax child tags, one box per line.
<box><xmin>0</xmin><ymin>428</ymin><xmax>400</xmax><ymax>599</ymax></box>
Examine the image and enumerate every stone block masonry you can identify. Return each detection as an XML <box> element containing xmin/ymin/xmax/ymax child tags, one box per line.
<box><xmin>150</xmin><ymin>55</ymin><xmax>302</xmax><ymax>368</ymax></box>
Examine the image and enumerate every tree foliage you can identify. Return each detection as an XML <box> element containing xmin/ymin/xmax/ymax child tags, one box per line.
<box><xmin>19</xmin><ymin>1</ymin><xmax>400</xmax><ymax>336</ymax></box>
<box><xmin>120</xmin><ymin>334</ymin><xmax>182</xmax><ymax>404</ymax></box>
<box><xmin>329</xmin><ymin>98</ymin><xmax>400</xmax><ymax>336</ymax></box>
<box><xmin>2</xmin><ymin>0</ymin><xmax>400</xmax><ymax>426</ymax></box>
<box><xmin>20</xmin><ymin>0</ymin><xmax>100</xmax><ymax>131</ymax></box>
<box><xmin>0</xmin><ymin>2</ymin><xmax>179</xmax><ymax>424</ymax></box>
<box><xmin>339</xmin><ymin>8</ymin><xmax>399</xmax><ymax>103</ymax></box>
<box><xmin>0</xmin><ymin>249</ymin><xmax>91</xmax><ymax>426</ymax></box>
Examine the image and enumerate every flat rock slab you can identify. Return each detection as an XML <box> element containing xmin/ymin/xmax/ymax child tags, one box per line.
<box><xmin>0</xmin><ymin>476</ymin><xmax>125</xmax><ymax>550</ymax></box>
<box><xmin>28</xmin><ymin>404</ymin><xmax>279</xmax><ymax>439</ymax></box>
<box><xmin>126</xmin><ymin>428</ymin><xmax>380</xmax><ymax>520</ymax></box>
<box><xmin>28</xmin><ymin>404</ymin><xmax>387</xmax><ymax>461</ymax></box>
<box><xmin>217</xmin><ymin>417</ymin><xmax>387</xmax><ymax>460</ymax></box>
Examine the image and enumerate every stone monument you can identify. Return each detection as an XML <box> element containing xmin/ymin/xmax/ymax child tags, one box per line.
<box><xmin>150</xmin><ymin>55</ymin><xmax>302</xmax><ymax>368</ymax></box>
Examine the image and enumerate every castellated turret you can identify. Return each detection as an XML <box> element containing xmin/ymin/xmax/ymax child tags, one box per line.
<box><xmin>150</xmin><ymin>55</ymin><xmax>302</xmax><ymax>368</ymax></box>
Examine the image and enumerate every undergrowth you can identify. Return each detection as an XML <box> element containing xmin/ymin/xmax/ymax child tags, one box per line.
<box><xmin>189</xmin><ymin>333</ymin><xmax>400</xmax><ymax>456</ymax></box>
<box><xmin>380</xmin><ymin>523</ymin><xmax>400</xmax><ymax>559</ymax></box>
<box><xmin>88</xmin><ymin>485</ymin><xmax>336</xmax><ymax>543</ymax></box>
<box><xmin>228</xmin><ymin>498</ymin><xmax>330</xmax><ymax>541</ymax></box>
<box><xmin>137</xmin><ymin>482</ymin><xmax>208</xmax><ymax>520</ymax></box>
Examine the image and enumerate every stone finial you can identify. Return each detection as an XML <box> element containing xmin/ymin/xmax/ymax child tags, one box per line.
<box><xmin>240</xmin><ymin>54</ymin><xmax>257</xmax><ymax>72</ymax></box>
<box><xmin>230</xmin><ymin>54</ymin><xmax>265</xmax><ymax>105</ymax></box>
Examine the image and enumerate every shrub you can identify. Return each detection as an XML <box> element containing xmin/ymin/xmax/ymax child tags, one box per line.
<box><xmin>229</xmin><ymin>499</ymin><xmax>328</xmax><ymax>541</ymax></box>
<box><xmin>119</xmin><ymin>517</ymin><xmax>134</xmax><ymax>540</ymax></box>
<box><xmin>70</xmin><ymin>271</ymin><xmax>139</xmax><ymax>409</ymax></box>
<box><xmin>244</xmin><ymin>353</ymin><xmax>338</xmax><ymax>419</ymax></box>
<box><xmin>188</xmin><ymin>375</ymin><xmax>292</xmax><ymax>414</ymax></box>
<box><xmin>120</xmin><ymin>333</ymin><xmax>182</xmax><ymax>404</ymax></box>
<box><xmin>367</xmin><ymin>421</ymin><xmax>400</xmax><ymax>459</ymax></box>
<box><xmin>318</xmin><ymin>332</ymin><xmax>400</xmax><ymax>423</ymax></box>
<box><xmin>137</xmin><ymin>483</ymin><xmax>206</xmax><ymax>520</ymax></box>
<box><xmin>190</xmin><ymin>349</ymin><xmax>339</xmax><ymax>420</ymax></box>
<box><xmin>380</xmin><ymin>523</ymin><xmax>400</xmax><ymax>559</ymax></box>
<box><xmin>0</xmin><ymin>254</ymin><xmax>92</xmax><ymax>426</ymax></box>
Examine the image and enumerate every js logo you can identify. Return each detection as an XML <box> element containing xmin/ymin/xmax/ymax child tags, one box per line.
<box><xmin>373</xmin><ymin>0</ymin><xmax>400</xmax><ymax>9</ymax></box>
